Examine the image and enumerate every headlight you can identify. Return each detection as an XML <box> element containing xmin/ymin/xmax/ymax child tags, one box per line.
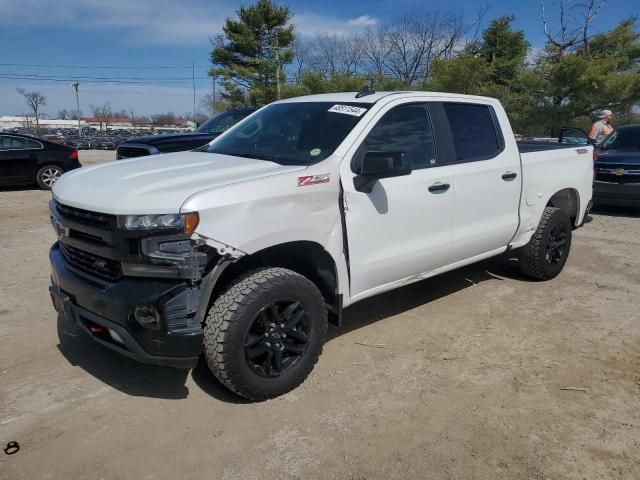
<box><xmin>122</xmin><ymin>212</ymin><xmax>199</xmax><ymax>235</ymax></box>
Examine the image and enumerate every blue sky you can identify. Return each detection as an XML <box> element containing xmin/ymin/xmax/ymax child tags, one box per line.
<box><xmin>0</xmin><ymin>0</ymin><xmax>636</xmax><ymax>117</ymax></box>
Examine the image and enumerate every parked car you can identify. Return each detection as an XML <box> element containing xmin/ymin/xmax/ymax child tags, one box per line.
<box><xmin>593</xmin><ymin>125</ymin><xmax>640</xmax><ymax>207</ymax></box>
<box><xmin>0</xmin><ymin>132</ymin><xmax>81</xmax><ymax>189</ymax></box>
<box><xmin>116</xmin><ymin>108</ymin><xmax>257</xmax><ymax>159</ymax></box>
<box><xmin>49</xmin><ymin>92</ymin><xmax>593</xmax><ymax>400</ymax></box>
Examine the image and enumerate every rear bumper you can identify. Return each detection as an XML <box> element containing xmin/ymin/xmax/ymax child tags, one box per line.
<box><xmin>49</xmin><ymin>242</ymin><xmax>202</xmax><ymax>368</ymax></box>
<box><xmin>593</xmin><ymin>181</ymin><xmax>640</xmax><ymax>207</ymax></box>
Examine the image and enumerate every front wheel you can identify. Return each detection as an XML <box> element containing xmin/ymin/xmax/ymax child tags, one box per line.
<box><xmin>36</xmin><ymin>165</ymin><xmax>64</xmax><ymax>190</ymax></box>
<box><xmin>518</xmin><ymin>206</ymin><xmax>573</xmax><ymax>280</ymax></box>
<box><xmin>203</xmin><ymin>267</ymin><xmax>328</xmax><ymax>401</ymax></box>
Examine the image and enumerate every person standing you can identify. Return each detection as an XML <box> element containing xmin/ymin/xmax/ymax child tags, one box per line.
<box><xmin>588</xmin><ymin>109</ymin><xmax>614</xmax><ymax>144</ymax></box>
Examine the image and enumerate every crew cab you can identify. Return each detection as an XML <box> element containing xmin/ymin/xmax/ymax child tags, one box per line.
<box><xmin>48</xmin><ymin>92</ymin><xmax>594</xmax><ymax>400</ymax></box>
<box><xmin>116</xmin><ymin>108</ymin><xmax>256</xmax><ymax>160</ymax></box>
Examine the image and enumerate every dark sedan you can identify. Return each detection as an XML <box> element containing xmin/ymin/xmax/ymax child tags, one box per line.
<box><xmin>593</xmin><ymin>125</ymin><xmax>640</xmax><ymax>207</ymax></box>
<box><xmin>0</xmin><ymin>133</ymin><xmax>81</xmax><ymax>189</ymax></box>
<box><xmin>116</xmin><ymin>108</ymin><xmax>256</xmax><ymax>159</ymax></box>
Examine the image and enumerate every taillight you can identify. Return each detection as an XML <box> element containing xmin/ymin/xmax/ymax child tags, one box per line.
<box><xmin>69</xmin><ymin>150</ymin><xmax>79</xmax><ymax>161</ymax></box>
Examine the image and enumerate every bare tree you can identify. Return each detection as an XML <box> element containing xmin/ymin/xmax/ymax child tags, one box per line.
<box><xmin>90</xmin><ymin>102</ymin><xmax>112</xmax><ymax>131</ymax></box>
<box><xmin>541</xmin><ymin>0</ymin><xmax>606</xmax><ymax>56</ymax></box>
<box><xmin>128</xmin><ymin>108</ymin><xmax>136</xmax><ymax>130</ymax></box>
<box><xmin>199</xmin><ymin>93</ymin><xmax>228</xmax><ymax>115</ymax></box>
<box><xmin>383</xmin><ymin>10</ymin><xmax>466</xmax><ymax>86</ymax></box>
<box><xmin>315</xmin><ymin>33</ymin><xmax>362</xmax><ymax>77</ymax></box>
<box><xmin>17</xmin><ymin>88</ymin><xmax>46</xmax><ymax>133</ymax></box>
<box><xmin>360</xmin><ymin>27</ymin><xmax>391</xmax><ymax>77</ymax></box>
<box><xmin>57</xmin><ymin>109</ymin><xmax>70</xmax><ymax>120</ymax></box>
<box><xmin>291</xmin><ymin>37</ymin><xmax>315</xmax><ymax>83</ymax></box>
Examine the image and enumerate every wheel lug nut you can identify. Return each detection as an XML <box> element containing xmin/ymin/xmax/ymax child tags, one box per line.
<box><xmin>265</xmin><ymin>333</ymin><xmax>269</xmax><ymax>337</ymax></box>
<box><xmin>265</xmin><ymin>342</ymin><xmax>271</xmax><ymax>347</ymax></box>
<box><xmin>270</xmin><ymin>322</ymin><xmax>275</xmax><ymax>327</ymax></box>
<box><xmin>280</xmin><ymin>323</ymin><xmax>285</xmax><ymax>328</ymax></box>
<box><xmin>282</xmin><ymin>333</ymin><xmax>286</xmax><ymax>338</ymax></box>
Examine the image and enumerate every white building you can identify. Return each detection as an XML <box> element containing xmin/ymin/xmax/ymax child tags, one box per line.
<box><xmin>0</xmin><ymin>116</ymin><xmax>89</xmax><ymax>130</ymax></box>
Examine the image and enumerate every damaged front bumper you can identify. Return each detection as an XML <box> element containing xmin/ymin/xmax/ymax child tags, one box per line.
<box><xmin>50</xmin><ymin>242</ymin><xmax>203</xmax><ymax>368</ymax></box>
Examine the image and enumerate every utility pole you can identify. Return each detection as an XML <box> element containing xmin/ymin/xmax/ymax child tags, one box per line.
<box><xmin>274</xmin><ymin>33</ymin><xmax>281</xmax><ymax>100</ymax></box>
<box><xmin>192</xmin><ymin>63</ymin><xmax>196</xmax><ymax>125</ymax></box>
<box><xmin>71</xmin><ymin>81</ymin><xmax>81</xmax><ymax>136</ymax></box>
<box><xmin>211</xmin><ymin>75</ymin><xmax>216</xmax><ymax>114</ymax></box>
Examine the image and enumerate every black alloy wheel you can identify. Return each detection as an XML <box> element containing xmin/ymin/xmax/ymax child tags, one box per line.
<box><xmin>244</xmin><ymin>300</ymin><xmax>311</xmax><ymax>378</ymax></box>
<box><xmin>545</xmin><ymin>221</ymin><xmax>568</xmax><ymax>265</ymax></box>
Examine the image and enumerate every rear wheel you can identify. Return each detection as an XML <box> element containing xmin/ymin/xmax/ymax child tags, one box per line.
<box><xmin>36</xmin><ymin>165</ymin><xmax>64</xmax><ymax>190</ymax></box>
<box><xmin>518</xmin><ymin>206</ymin><xmax>572</xmax><ymax>280</ymax></box>
<box><xmin>203</xmin><ymin>267</ymin><xmax>328</xmax><ymax>401</ymax></box>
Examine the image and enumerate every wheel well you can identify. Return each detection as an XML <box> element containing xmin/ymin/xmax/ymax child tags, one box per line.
<box><xmin>211</xmin><ymin>241</ymin><xmax>339</xmax><ymax>314</ymax></box>
<box><xmin>547</xmin><ymin>188</ymin><xmax>580</xmax><ymax>223</ymax></box>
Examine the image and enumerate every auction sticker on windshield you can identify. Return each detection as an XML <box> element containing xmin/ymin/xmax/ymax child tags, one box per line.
<box><xmin>328</xmin><ymin>105</ymin><xmax>367</xmax><ymax>117</ymax></box>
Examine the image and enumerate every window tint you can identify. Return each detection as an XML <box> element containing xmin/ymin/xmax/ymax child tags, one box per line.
<box><xmin>0</xmin><ymin>135</ymin><xmax>27</xmax><ymax>150</ymax></box>
<box><xmin>442</xmin><ymin>103</ymin><xmax>502</xmax><ymax>162</ymax></box>
<box><xmin>25</xmin><ymin>139</ymin><xmax>42</xmax><ymax>149</ymax></box>
<box><xmin>359</xmin><ymin>104</ymin><xmax>435</xmax><ymax>169</ymax></box>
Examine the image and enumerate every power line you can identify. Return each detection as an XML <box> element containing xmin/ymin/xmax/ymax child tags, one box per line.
<box><xmin>0</xmin><ymin>74</ymin><xmax>212</xmax><ymax>85</ymax></box>
<box><xmin>0</xmin><ymin>62</ymin><xmax>211</xmax><ymax>70</ymax></box>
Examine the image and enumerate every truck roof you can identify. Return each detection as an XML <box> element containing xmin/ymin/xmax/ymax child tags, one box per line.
<box><xmin>276</xmin><ymin>91</ymin><xmax>500</xmax><ymax>105</ymax></box>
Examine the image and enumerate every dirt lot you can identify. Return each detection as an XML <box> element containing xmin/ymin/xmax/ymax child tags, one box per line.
<box><xmin>1</xmin><ymin>150</ymin><xmax>639</xmax><ymax>479</ymax></box>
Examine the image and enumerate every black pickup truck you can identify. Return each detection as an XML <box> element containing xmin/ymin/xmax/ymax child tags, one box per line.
<box><xmin>116</xmin><ymin>108</ymin><xmax>257</xmax><ymax>160</ymax></box>
<box><xmin>593</xmin><ymin>125</ymin><xmax>640</xmax><ymax>207</ymax></box>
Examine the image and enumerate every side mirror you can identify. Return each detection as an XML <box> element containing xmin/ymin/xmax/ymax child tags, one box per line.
<box><xmin>354</xmin><ymin>151</ymin><xmax>411</xmax><ymax>193</ymax></box>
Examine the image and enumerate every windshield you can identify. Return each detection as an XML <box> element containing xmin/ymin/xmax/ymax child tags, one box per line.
<box><xmin>600</xmin><ymin>127</ymin><xmax>640</xmax><ymax>152</ymax></box>
<box><xmin>197</xmin><ymin>111</ymin><xmax>250</xmax><ymax>134</ymax></box>
<box><xmin>207</xmin><ymin>102</ymin><xmax>369</xmax><ymax>165</ymax></box>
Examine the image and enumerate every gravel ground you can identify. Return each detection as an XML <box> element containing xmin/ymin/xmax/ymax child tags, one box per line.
<box><xmin>1</xmin><ymin>151</ymin><xmax>639</xmax><ymax>479</ymax></box>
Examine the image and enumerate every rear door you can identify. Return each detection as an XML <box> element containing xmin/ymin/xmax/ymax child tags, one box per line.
<box><xmin>341</xmin><ymin>101</ymin><xmax>454</xmax><ymax>300</ymax></box>
<box><xmin>429</xmin><ymin>102</ymin><xmax>521</xmax><ymax>263</ymax></box>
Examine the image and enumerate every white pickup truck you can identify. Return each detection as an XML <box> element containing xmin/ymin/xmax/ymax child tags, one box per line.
<box><xmin>49</xmin><ymin>91</ymin><xmax>594</xmax><ymax>400</ymax></box>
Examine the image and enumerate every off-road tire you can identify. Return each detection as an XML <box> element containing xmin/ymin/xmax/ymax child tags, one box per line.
<box><xmin>36</xmin><ymin>164</ymin><xmax>64</xmax><ymax>190</ymax></box>
<box><xmin>518</xmin><ymin>206</ymin><xmax>572</xmax><ymax>280</ymax></box>
<box><xmin>203</xmin><ymin>267</ymin><xmax>328</xmax><ymax>401</ymax></box>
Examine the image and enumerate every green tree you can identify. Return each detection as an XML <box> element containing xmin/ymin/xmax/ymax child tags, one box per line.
<box><xmin>427</xmin><ymin>16</ymin><xmax>533</xmax><ymax>131</ymax></box>
<box><xmin>210</xmin><ymin>0</ymin><xmax>294</xmax><ymax>105</ymax></box>
<box><xmin>533</xmin><ymin>18</ymin><xmax>640</xmax><ymax>134</ymax></box>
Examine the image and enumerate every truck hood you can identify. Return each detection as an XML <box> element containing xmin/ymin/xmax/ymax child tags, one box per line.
<box><xmin>124</xmin><ymin>132</ymin><xmax>215</xmax><ymax>147</ymax></box>
<box><xmin>52</xmin><ymin>152</ymin><xmax>306</xmax><ymax>215</ymax></box>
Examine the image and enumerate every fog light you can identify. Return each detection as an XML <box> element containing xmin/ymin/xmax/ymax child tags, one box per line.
<box><xmin>109</xmin><ymin>329</ymin><xmax>124</xmax><ymax>344</ymax></box>
<box><xmin>134</xmin><ymin>305</ymin><xmax>160</xmax><ymax>329</ymax></box>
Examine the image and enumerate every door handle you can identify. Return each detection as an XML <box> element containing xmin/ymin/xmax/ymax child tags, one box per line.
<box><xmin>428</xmin><ymin>182</ymin><xmax>450</xmax><ymax>194</ymax></box>
<box><xmin>502</xmin><ymin>171</ymin><xmax>518</xmax><ymax>181</ymax></box>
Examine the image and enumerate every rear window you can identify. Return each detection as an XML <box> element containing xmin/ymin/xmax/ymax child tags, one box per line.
<box><xmin>442</xmin><ymin>103</ymin><xmax>503</xmax><ymax>162</ymax></box>
<box><xmin>0</xmin><ymin>135</ymin><xmax>26</xmax><ymax>150</ymax></box>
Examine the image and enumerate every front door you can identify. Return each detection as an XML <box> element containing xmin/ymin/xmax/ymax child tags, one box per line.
<box><xmin>341</xmin><ymin>102</ymin><xmax>454</xmax><ymax>301</ymax></box>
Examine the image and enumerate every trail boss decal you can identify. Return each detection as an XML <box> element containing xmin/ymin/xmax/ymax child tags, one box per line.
<box><xmin>328</xmin><ymin>105</ymin><xmax>367</xmax><ymax>117</ymax></box>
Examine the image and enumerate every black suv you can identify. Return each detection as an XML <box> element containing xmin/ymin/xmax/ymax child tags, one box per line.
<box><xmin>116</xmin><ymin>108</ymin><xmax>257</xmax><ymax>160</ymax></box>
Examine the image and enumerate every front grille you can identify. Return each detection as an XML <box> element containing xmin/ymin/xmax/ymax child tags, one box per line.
<box><xmin>55</xmin><ymin>201</ymin><xmax>117</xmax><ymax>229</ymax></box>
<box><xmin>60</xmin><ymin>243</ymin><xmax>122</xmax><ymax>282</ymax></box>
<box><xmin>595</xmin><ymin>169</ymin><xmax>640</xmax><ymax>184</ymax></box>
<box><xmin>117</xmin><ymin>146</ymin><xmax>152</xmax><ymax>159</ymax></box>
